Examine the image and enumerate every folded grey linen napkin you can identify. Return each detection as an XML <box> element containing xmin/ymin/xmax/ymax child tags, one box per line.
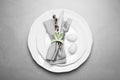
<box><xmin>43</xmin><ymin>19</ymin><xmax>58</xmax><ymax>61</ymax></box>
<box><xmin>43</xmin><ymin>18</ymin><xmax>72</xmax><ymax>64</ymax></box>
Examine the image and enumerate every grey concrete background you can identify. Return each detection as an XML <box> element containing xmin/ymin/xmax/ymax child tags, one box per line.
<box><xmin>0</xmin><ymin>0</ymin><xmax>120</xmax><ymax>80</ymax></box>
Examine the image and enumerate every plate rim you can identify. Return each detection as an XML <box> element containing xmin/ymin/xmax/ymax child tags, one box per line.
<box><xmin>28</xmin><ymin>9</ymin><xmax>93</xmax><ymax>73</ymax></box>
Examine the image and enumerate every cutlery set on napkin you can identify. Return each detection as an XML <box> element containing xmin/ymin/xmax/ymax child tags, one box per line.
<box><xmin>43</xmin><ymin>11</ymin><xmax>72</xmax><ymax>65</ymax></box>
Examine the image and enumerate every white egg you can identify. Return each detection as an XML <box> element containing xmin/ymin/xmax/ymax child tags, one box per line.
<box><xmin>68</xmin><ymin>43</ymin><xmax>77</xmax><ymax>55</ymax></box>
<box><xmin>67</xmin><ymin>33</ymin><xmax>77</xmax><ymax>42</ymax></box>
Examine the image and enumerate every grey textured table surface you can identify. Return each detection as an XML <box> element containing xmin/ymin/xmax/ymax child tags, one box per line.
<box><xmin>0</xmin><ymin>0</ymin><xmax>120</xmax><ymax>80</ymax></box>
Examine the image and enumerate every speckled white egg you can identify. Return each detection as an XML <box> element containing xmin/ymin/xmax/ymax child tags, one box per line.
<box><xmin>67</xmin><ymin>33</ymin><xmax>77</xmax><ymax>42</ymax></box>
<box><xmin>68</xmin><ymin>43</ymin><xmax>77</xmax><ymax>55</ymax></box>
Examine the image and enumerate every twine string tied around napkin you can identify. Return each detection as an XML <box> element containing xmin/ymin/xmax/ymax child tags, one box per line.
<box><xmin>51</xmin><ymin>32</ymin><xmax>64</xmax><ymax>44</ymax></box>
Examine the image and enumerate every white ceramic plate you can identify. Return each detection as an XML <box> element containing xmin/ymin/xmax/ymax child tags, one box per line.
<box><xmin>28</xmin><ymin>9</ymin><xmax>93</xmax><ymax>73</ymax></box>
